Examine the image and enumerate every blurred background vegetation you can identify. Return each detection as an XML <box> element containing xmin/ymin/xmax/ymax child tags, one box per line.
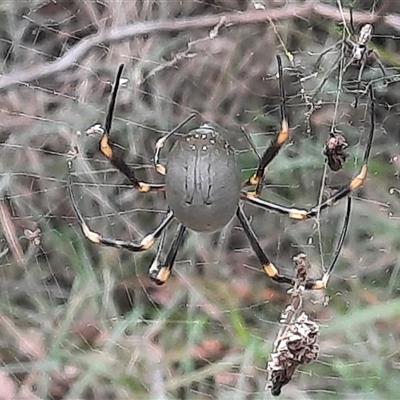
<box><xmin>0</xmin><ymin>0</ymin><xmax>400</xmax><ymax>399</ymax></box>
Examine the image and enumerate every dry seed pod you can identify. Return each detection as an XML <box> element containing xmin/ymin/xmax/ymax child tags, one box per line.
<box><xmin>267</xmin><ymin>312</ymin><xmax>320</xmax><ymax>396</ymax></box>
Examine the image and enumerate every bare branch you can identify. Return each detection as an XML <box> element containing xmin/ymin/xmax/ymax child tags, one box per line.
<box><xmin>0</xmin><ymin>1</ymin><xmax>397</xmax><ymax>90</ymax></box>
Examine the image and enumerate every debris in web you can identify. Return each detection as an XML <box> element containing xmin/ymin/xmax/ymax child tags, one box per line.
<box><xmin>266</xmin><ymin>253</ymin><xmax>320</xmax><ymax>396</ymax></box>
<box><xmin>324</xmin><ymin>133</ymin><xmax>348</xmax><ymax>172</ymax></box>
<box><xmin>24</xmin><ymin>228</ymin><xmax>41</xmax><ymax>247</ymax></box>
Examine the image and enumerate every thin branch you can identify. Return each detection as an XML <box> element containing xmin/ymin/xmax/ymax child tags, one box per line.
<box><xmin>0</xmin><ymin>200</ymin><xmax>24</xmax><ymax>266</ymax></box>
<box><xmin>0</xmin><ymin>1</ymin><xmax>397</xmax><ymax>90</ymax></box>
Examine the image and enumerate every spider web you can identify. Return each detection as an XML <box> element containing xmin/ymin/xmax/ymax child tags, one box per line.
<box><xmin>0</xmin><ymin>1</ymin><xmax>399</xmax><ymax>399</ymax></box>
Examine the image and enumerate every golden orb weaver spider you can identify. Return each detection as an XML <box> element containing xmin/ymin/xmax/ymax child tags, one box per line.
<box><xmin>67</xmin><ymin>55</ymin><xmax>374</xmax><ymax>290</ymax></box>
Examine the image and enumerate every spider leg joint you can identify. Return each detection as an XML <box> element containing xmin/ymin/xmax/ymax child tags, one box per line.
<box><xmin>141</xmin><ymin>234</ymin><xmax>155</xmax><ymax>250</ymax></box>
<box><xmin>100</xmin><ymin>134</ymin><xmax>113</xmax><ymax>158</ymax></box>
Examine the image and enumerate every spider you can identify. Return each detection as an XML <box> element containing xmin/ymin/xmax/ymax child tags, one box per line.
<box><xmin>67</xmin><ymin>55</ymin><xmax>374</xmax><ymax>291</ymax></box>
<box><xmin>311</xmin><ymin>8</ymin><xmax>386</xmax><ymax>103</ymax></box>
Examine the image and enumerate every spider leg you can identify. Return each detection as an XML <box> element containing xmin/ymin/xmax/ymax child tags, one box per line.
<box><xmin>67</xmin><ymin>168</ymin><xmax>174</xmax><ymax>251</ymax></box>
<box><xmin>357</xmin><ymin>56</ymin><xmax>368</xmax><ymax>83</ymax></box>
<box><xmin>242</xmin><ymin>86</ymin><xmax>374</xmax><ymax>220</ymax></box>
<box><xmin>372</xmin><ymin>51</ymin><xmax>387</xmax><ymax>78</ymax></box>
<box><xmin>354</xmin><ymin>50</ymin><xmax>385</xmax><ymax>108</ymax></box>
<box><xmin>237</xmin><ymin>197</ymin><xmax>351</xmax><ymax>290</ymax></box>
<box><xmin>308</xmin><ymin>85</ymin><xmax>374</xmax><ymax>214</ymax></box>
<box><xmin>240</xmin><ymin>193</ymin><xmax>308</xmax><ymax>220</ymax></box>
<box><xmin>236</xmin><ymin>205</ymin><xmax>293</xmax><ymax>286</ymax></box>
<box><xmin>305</xmin><ymin>196</ymin><xmax>351</xmax><ymax>289</ymax></box>
<box><xmin>243</xmin><ymin>55</ymin><xmax>289</xmax><ymax>197</ymax></box>
<box><xmin>353</xmin><ymin>52</ymin><xmax>371</xmax><ymax>108</ymax></box>
<box><xmin>311</xmin><ymin>38</ymin><xmax>354</xmax><ymax>100</ymax></box>
<box><xmin>349</xmin><ymin>6</ymin><xmax>355</xmax><ymax>36</ymax></box>
<box><xmin>154</xmin><ymin>114</ymin><xmax>197</xmax><ymax>175</ymax></box>
<box><xmin>148</xmin><ymin>223</ymin><xmax>187</xmax><ymax>285</ymax></box>
<box><xmin>99</xmin><ymin>64</ymin><xmax>165</xmax><ymax>193</ymax></box>
<box><xmin>313</xmin><ymin>40</ymin><xmax>344</xmax><ymax>72</ymax></box>
<box><xmin>353</xmin><ymin>57</ymin><xmax>367</xmax><ymax>109</ymax></box>
<box><xmin>311</xmin><ymin>51</ymin><xmax>343</xmax><ymax>100</ymax></box>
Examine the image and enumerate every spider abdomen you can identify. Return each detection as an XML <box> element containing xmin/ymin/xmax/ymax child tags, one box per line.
<box><xmin>165</xmin><ymin>124</ymin><xmax>241</xmax><ymax>232</ymax></box>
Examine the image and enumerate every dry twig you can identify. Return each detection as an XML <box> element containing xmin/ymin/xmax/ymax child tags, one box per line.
<box><xmin>0</xmin><ymin>1</ymin><xmax>398</xmax><ymax>90</ymax></box>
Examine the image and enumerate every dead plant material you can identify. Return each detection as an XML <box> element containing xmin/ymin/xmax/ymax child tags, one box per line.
<box><xmin>267</xmin><ymin>312</ymin><xmax>320</xmax><ymax>396</ymax></box>
<box><xmin>24</xmin><ymin>228</ymin><xmax>41</xmax><ymax>247</ymax></box>
<box><xmin>0</xmin><ymin>200</ymin><xmax>24</xmax><ymax>266</ymax></box>
<box><xmin>266</xmin><ymin>253</ymin><xmax>320</xmax><ymax>396</ymax></box>
<box><xmin>0</xmin><ymin>2</ymin><xmax>398</xmax><ymax>91</ymax></box>
<box><xmin>324</xmin><ymin>133</ymin><xmax>348</xmax><ymax>171</ymax></box>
